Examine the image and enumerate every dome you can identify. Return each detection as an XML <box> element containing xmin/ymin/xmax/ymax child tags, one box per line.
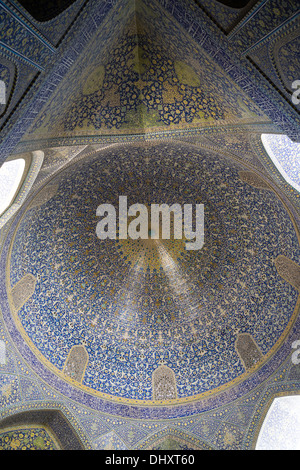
<box><xmin>7</xmin><ymin>140</ymin><xmax>300</xmax><ymax>408</ymax></box>
<box><xmin>1</xmin><ymin>0</ymin><xmax>300</xmax><ymax>451</ymax></box>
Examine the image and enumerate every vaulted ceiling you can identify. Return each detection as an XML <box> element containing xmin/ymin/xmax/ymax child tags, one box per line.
<box><xmin>0</xmin><ymin>0</ymin><xmax>299</xmax><ymax>451</ymax></box>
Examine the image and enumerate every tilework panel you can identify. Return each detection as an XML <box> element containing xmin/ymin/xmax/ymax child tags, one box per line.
<box><xmin>228</xmin><ymin>0</ymin><xmax>299</xmax><ymax>54</ymax></box>
<box><xmin>24</xmin><ymin>0</ymin><xmax>268</xmax><ymax>142</ymax></box>
<box><xmin>0</xmin><ymin>307</ymin><xmax>299</xmax><ymax>448</ymax></box>
<box><xmin>94</xmin><ymin>431</ymin><xmax>127</xmax><ymax>450</ymax></box>
<box><xmin>0</xmin><ymin>6</ymin><xmax>53</xmax><ymax>68</ymax></box>
<box><xmin>159</xmin><ymin>0</ymin><xmax>300</xmax><ymax>140</ymax></box>
<box><xmin>0</xmin><ymin>0</ymin><xmax>115</xmax><ymax>162</ymax></box>
<box><xmin>274</xmin><ymin>31</ymin><xmax>300</xmax><ymax>91</ymax></box>
<box><xmin>0</xmin><ymin>425</ymin><xmax>59</xmax><ymax>449</ymax></box>
<box><xmin>142</xmin><ymin>429</ymin><xmax>206</xmax><ymax>450</ymax></box>
<box><xmin>249</xmin><ymin>22</ymin><xmax>300</xmax><ymax>105</ymax></box>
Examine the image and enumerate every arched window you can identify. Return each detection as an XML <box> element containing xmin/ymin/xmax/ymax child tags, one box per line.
<box><xmin>0</xmin><ymin>151</ymin><xmax>44</xmax><ymax>229</ymax></box>
<box><xmin>256</xmin><ymin>395</ymin><xmax>300</xmax><ymax>450</ymax></box>
<box><xmin>261</xmin><ymin>134</ymin><xmax>300</xmax><ymax>193</ymax></box>
<box><xmin>0</xmin><ymin>158</ymin><xmax>25</xmax><ymax>216</ymax></box>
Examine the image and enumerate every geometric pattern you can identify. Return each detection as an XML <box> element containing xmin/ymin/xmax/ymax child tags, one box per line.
<box><xmin>6</xmin><ymin>141</ymin><xmax>300</xmax><ymax>405</ymax></box>
<box><xmin>0</xmin><ymin>0</ymin><xmax>300</xmax><ymax>451</ymax></box>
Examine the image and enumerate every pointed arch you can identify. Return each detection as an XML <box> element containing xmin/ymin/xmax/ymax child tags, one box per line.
<box><xmin>255</xmin><ymin>394</ymin><xmax>300</xmax><ymax>450</ymax></box>
<box><xmin>152</xmin><ymin>365</ymin><xmax>177</xmax><ymax>401</ymax></box>
<box><xmin>0</xmin><ymin>151</ymin><xmax>44</xmax><ymax>229</ymax></box>
<box><xmin>275</xmin><ymin>255</ymin><xmax>300</xmax><ymax>291</ymax></box>
<box><xmin>138</xmin><ymin>426</ymin><xmax>213</xmax><ymax>450</ymax></box>
<box><xmin>235</xmin><ymin>333</ymin><xmax>263</xmax><ymax>371</ymax></box>
<box><xmin>0</xmin><ymin>406</ymin><xmax>88</xmax><ymax>449</ymax></box>
<box><xmin>63</xmin><ymin>345</ymin><xmax>89</xmax><ymax>383</ymax></box>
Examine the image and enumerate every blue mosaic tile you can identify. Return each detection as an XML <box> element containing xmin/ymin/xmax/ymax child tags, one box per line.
<box><xmin>5</xmin><ymin>141</ymin><xmax>300</xmax><ymax>406</ymax></box>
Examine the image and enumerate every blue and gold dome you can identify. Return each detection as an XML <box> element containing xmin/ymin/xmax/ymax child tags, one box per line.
<box><xmin>1</xmin><ymin>0</ymin><xmax>300</xmax><ymax>449</ymax></box>
<box><xmin>6</xmin><ymin>141</ymin><xmax>300</xmax><ymax>408</ymax></box>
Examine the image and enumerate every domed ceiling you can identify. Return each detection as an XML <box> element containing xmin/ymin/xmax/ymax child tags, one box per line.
<box><xmin>5</xmin><ymin>141</ymin><xmax>300</xmax><ymax>411</ymax></box>
<box><xmin>1</xmin><ymin>0</ymin><xmax>300</xmax><ymax>449</ymax></box>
